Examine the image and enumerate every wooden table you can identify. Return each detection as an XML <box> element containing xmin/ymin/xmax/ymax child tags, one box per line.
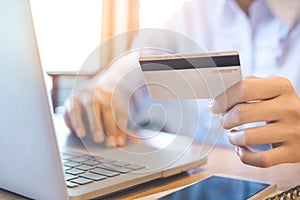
<box><xmin>1</xmin><ymin>144</ymin><xmax>299</xmax><ymax>200</ymax></box>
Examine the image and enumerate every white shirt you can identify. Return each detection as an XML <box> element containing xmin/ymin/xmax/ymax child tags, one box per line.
<box><xmin>104</xmin><ymin>0</ymin><xmax>300</xmax><ymax>145</ymax></box>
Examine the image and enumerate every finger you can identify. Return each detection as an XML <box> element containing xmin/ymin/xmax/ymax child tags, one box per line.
<box><xmin>236</xmin><ymin>146</ymin><xmax>293</xmax><ymax>167</ymax></box>
<box><xmin>115</xmin><ymin>104</ymin><xmax>128</xmax><ymax>146</ymax></box>
<box><xmin>93</xmin><ymin>99</ymin><xmax>105</xmax><ymax>142</ymax></box>
<box><xmin>222</xmin><ymin>99</ymin><xmax>281</xmax><ymax>129</ymax></box>
<box><xmin>81</xmin><ymin>93</ymin><xmax>104</xmax><ymax>143</ymax></box>
<box><xmin>111</xmin><ymin>90</ymin><xmax>128</xmax><ymax>146</ymax></box>
<box><xmin>63</xmin><ymin>99</ymin><xmax>73</xmax><ymax>130</ymax></box>
<box><xmin>100</xmin><ymin>90</ymin><xmax>118</xmax><ymax>147</ymax></box>
<box><xmin>211</xmin><ymin>77</ymin><xmax>293</xmax><ymax>114</ymax></box>
<box><xmin>227</xmin><ymin>123</ymin><xmax>287</xmax><ymax>146</ymax></box>
<box><xmin>63</xmin><ymin>111</ymin><xmax>71</xmax><ymax>129</ymax></box>
<box><xmin>104</xmin><ymin>109</ymin><xmax>117</xmax><ymax>147</ymax></box>
<box><xmin>67</xmin><ymin>98</ymin><xmax>86</xmax><ymax>138</ymax></box>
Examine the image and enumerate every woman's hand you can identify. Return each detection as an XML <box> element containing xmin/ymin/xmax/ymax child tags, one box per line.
<box><xmin>210</xmin><ymin>76</ymin><xmax>300</xmax><ymax>167</ymax></box>
<box><xmin>64</xmin><ymin>87</ymin><xmax>128</xmax><ymax>147</ymax></box>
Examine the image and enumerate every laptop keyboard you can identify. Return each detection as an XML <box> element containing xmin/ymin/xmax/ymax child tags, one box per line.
<box><xmin>61</xmin><ymin>152</ymin><xmax>145</xmax><ymax>188</ymax></box>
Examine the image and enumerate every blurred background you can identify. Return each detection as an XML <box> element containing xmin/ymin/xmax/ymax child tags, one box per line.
<box><xmin>30</xmin><ymin>0</ymin><xmax>185</xmax><ymax>72</ymax></box>
<box><xmin>29</xmin><ymin>0</ymin><xmax>185</xmax><ymax>110</ymax></box>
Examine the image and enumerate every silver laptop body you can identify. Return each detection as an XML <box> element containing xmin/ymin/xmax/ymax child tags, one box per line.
<box><xmin>0</xmin><ymin>1</ymin><xmax>206</xmax><ymax>199</ymax></box>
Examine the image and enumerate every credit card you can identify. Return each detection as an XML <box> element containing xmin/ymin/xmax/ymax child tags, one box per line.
<box><xmin>139</xmin><ymin>51</ymin><xmax>242</xmax><ymax>99</ymax></box>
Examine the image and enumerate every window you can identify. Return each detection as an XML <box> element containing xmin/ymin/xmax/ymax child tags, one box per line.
<box><xmin>139</xmin><ymin>0</ymin><xmax>185</xmax><ymax>28</ymax></box>
<box><xmin>30</xmin><ymin>0</ymin><xmax>102</xmax><ymax>72</ymax></box>
<box><xmin>30</xmin><ymin>0</ymin><xmax>185</xmax><ymax>72</ymax></box>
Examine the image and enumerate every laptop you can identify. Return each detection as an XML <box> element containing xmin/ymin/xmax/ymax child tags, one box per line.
<box><xmin>0</xmin><ymin>1</ymin><xmax>206</xmax><ymax>199</ymax></box>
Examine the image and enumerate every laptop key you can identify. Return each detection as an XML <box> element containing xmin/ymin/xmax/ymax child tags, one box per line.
<box><xmin>80</xmin><ymin>172</ymin><xmax>107</xmax><ymax>181</ymax></box>
<box><xmin>70</xmin><ymin>157</ymin><xmax>89</xmax><ymax>163</ymax></box>
<box><xmin>90</xmin><ymin>168</ymin><xmax>120</xmax><ymax>177</ymax></box>
<box><xmin>76</xmin><ymin>164</ymin><xmax>95</xmax><ymax>171</ymax></box>
<box><xmin>63</xmin><ymin>166</ymin><xmax>72</xmax><ymax>171</ymax></box>
<box><xmin>96</xmin><ymin>164</ymin><xmax>132</xmax><ymax>173</ymax></box>
<box><xmin>71</xmin><ymin>177</ymin><xmax>93</xmax><ymax>185</ymax></box>
<box><xmin>85</xmin><ymin>159</ymin><xmax>100</xmax><ymax>166</ymax></box>
<box><xmin>111</xmin><ymin>161</ymin><xmax>130</xmax><ymax>167</ymax></box>
<box><xmin>62</xmin><ymin>158</ymin><xmax>70</xmax><ymax>163</ymax></box>
<box><xmin>64</xmin><ymin>161</ymin><xmax>82</xmax><ymax>168</ymax></box>
<box><xmin>61</xmin><ymin>153</ymin><xmax>78</xmax><ymax>160</ymax></box>
<box><xmin>65</xmin><ymin>174</ymin><xmax>78</xmax><ymax>181</ymax></box>
<box><xmin>66</xmin><ymin>181</ymin><xmax>79</xmax><ymax>188</ymax></box>
<box><xmin>97</xmin><ymin>157</ymin><xmax>115</xmax><ymax>163</ymax></box>
<box><xmin>66</xmin><ymin>168</ymin><xmax>85</xmax><ymax>175</ymax></box>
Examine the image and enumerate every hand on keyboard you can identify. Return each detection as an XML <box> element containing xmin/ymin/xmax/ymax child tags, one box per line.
<box><xmin>64</xmin><ymin>86</ymin><xmax>128</xmax><ymax>147</ymax></box>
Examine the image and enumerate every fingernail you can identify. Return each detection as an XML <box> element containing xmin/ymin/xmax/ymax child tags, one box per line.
<box><xmin>226</xmin><ymin>131</ymin><xmax>232</xmax><ymax>140</ymax></box>
<box><xmin>76</xmin><ymin>129</ymin><xmax>85</xmax><ymax>138</ymax></box>
<box><xmin>235</xmin><ymin>146</ymin><xmax>240</xmax><ymax>156</ymax></box>
<box><xmin>117</xmin><ymin>136</ymin><xmax>126</xmax><ymax>147</ymax></box>
<box><xmin>227</xmin><ymin>129</ymin><xmax>237</xmax><ymax>138</ymax></box>
<box><xmin>93</xmin><ymin>131</ymin><xmax>104</xmax><ymax>143</ymax></box>
<box><xmin>219</xmin><ymin>113</ymin><xmax>225</xmax><ymax>121</ymax></box>
<box><xmin>209</xmin><ymin>99</ymin><xmax>215</xmax><ymax>107</ymax></box>
<box><xmin>235</xmin><ymin>146</ymin><xmax>242</xmax><ymax>157</ymax></box>
<box><xmin>106</xmin><ymin>136</ymin><xmax>117</xmax><ymax>147</ymax></box>
<box><xmin>229</xmin><ymin>130</ymin><xmax>245</xmax><ymax>146</ymax></box>
<box><xmin>209</xmin><ymin>100</ymin><xmax>216</xmax><ymax>113</ymax></box>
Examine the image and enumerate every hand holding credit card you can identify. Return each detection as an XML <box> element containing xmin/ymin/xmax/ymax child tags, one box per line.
<box><xmin>139</xmin><ymin>51</ymin><xmax>242</xmax><ymax>99</ymax></box>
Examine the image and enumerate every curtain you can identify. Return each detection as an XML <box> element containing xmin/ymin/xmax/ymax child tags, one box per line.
<box><xmin>99</xmin><ymin>0</ymin><xmax>140</xmax><ymax>69</ymax></box>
